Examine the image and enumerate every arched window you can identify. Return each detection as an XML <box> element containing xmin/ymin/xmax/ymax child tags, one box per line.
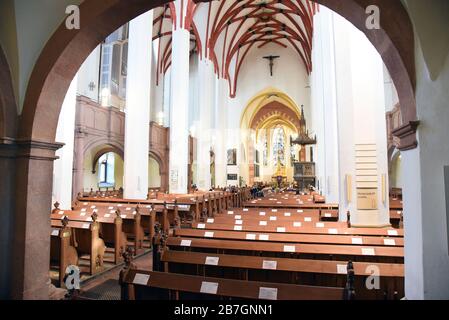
<box><xmin>272</xmin><ymin>126</ymin><xmax>286</xmax><ymax>166</ymax></box>
<box><xmin>98</xmin><ymin>152</ymin><xmax>115</xmax><ymax>187</ymax></box>
<box><xmin>260</xmin><ymin>130</ymin><xmax>268</xmax><ymax>167</ymax></box>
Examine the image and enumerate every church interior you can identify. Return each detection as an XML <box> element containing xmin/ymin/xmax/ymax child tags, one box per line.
<box><xmin>0</xmin><ymin>0</ymin><xmax>449</xmax><ymax>302</ymax></box>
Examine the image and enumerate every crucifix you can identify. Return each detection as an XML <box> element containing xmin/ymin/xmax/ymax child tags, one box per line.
<box><xmin>263</xmin><ymin>55</ymin><xmax>280</xmax><ymax>76</ymax></box>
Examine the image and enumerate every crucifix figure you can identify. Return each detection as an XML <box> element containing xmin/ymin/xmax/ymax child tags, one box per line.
<box><xmin>263</xmin><ymin>55</ymin><xmax>280</xmax><ymax>76</ymax></box>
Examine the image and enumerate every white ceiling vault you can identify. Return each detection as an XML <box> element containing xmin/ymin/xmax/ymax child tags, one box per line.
<box><xmin>152</xmin><ymin>0</ymin><xmax>318</xmax><ymax>96</ymax></box>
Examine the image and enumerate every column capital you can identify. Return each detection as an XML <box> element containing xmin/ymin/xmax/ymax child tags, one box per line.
<box><xmin>392</xmin><ymin>120</ymin><xmax>420</xmax><ymax>151</ymax></box>
<box><xmin>0</xmin><ymin>137</ymin><xmax>64</xmax><ymax>161</ymax></box>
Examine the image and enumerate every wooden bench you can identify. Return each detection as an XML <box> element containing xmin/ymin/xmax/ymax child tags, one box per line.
<box><xmin>173</xmin><ymin>229</ymin><xmax>404</xmax><ymax>247</ymax></box>
<box><xmin>50</xmin><ymin>217</ymin><xmax>79</xmax><ymax>287</ymax></box>
<box><xmin>120</xmin><ymin>270</ymin><xmax>349</xmax><ymax>300</ymax></box>
<box><xmin>51</xmin><ymin>215</ymin><xmax>106</xmax><ymax>275</ymax></box>
<box><xmin>165</xmin><ymin>237</ymin><xmax>404</xmax><ymax>263</ymax></box>
<box><xmin>161</xmin><ymin>250</ymin><xmax>404</xmax><ymax>300</ymax></box>
<box><xmin>52</xmin><ymin>208</ymin><xmax>136</xmax><ymax>260</ymax></box>
<box><xmin>190</xmin><ymin>221</ymin><xmax>404</xmax><ymax>238</ymax></box>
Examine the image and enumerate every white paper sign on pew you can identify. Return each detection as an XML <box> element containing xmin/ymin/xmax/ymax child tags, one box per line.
<box><xmin>234</xmin><ymin>226</ymin><xmax>242</xmax><ymax>231</ymax></box>
<box><xmin>207</xmin><ymin>218</ymin><xmax>214</xmax><ymax>223</ymax></box>
<box><xmin>200</xmin><ymin>282</ymin><xmax>219</xmax><ymax>295</ymax></box>
<box><xmin>246</xmin><ymin>234</ymin><xmax>256</xmax><ymax>240</ymax></box>
<box><xmin>362</xmin><ymin>248</ymin><xmax>376</xmax><ymax>256</ymax></box>
<box><xmin>259</xmin><ymin>287</ymin><xmax>278</xmax><ymax>300</ymax></box>
<box><xmin>384</xmin><ymin>239</ymin><xmax>396</xmax><ymax>246</ymax></box>
<box><xmin>352</xmin><ymin>238</ymin><xmax>363</xmax><ymax>245</ymax></box>
<box><xmin>204</xmin><ymin>232</ymin><xmax>214</xmax><ymax>238</ymax></box>
<box><xmin>277</xmin><ymin>227</ymin><xmax>286</xmax><ymax>233</ymax></box>
<box><xmin>337</xmin><ymin>264</ymin><xmax>348</xmax><ymax>274</ymax></box>
<box><xmin>235</xmin><ymin>215</ymin><xmax>242</xmax><ymax>220</ymax></box>
<box><xmin>304</xmin><ymin>217</ymin><xmax>312</xmax><ymax>222</ymax></box>
<box><xmin>328</xmin><ymin>228</ymin><xmax>338</xmax><ymax>234</ymax></box>
<box><xmin>388</xmin><ymin>230</ymin><xmax>398</xmax><ymax>236</ymax></box>
<box><xmin>197</xmin><ymin>224</ymin><xmax>206</xmax><ymax>229</ymax></box>
<box><xmin>243</xmin><ymin>208</ymin><xmax>249</xmax><ymax>212</ymax></box>
<box><xmin>316</xmin><ymin>223</ymin><xmax>325</xmax><ymax>228</ymax></box>
<box><xmin>283</xmin><ymin>245</ymin><xmax>296</xmax><ymax>253</ymax></box>
<box><xmin>51</xmin><ymin>229</ymin><xmax>59</xmax><ymax>236</ymax></box>
<box><xmin>235</xmin><ymin>220</ymin><xmax>243</xmax><ymax>225</ymax></box>
<box><xmin>180</xmin><ymin>240</ymin><xmax>192</xmax><ymax>247</ymax></box>
<box><xmin>269</xmin><ymin>216</ymin><xmax>277</xmax><ymax>221</ymax></box>
<box><xmin>284</xmin><ymin>212</ymin><xmax>291</xmax><ymax>217</ymax></box>
<box><xmin>259</xmin><ymin>212</ymin><xmax>266</xmax><ymax>216</ymax></box>
<box><xmin>260</xmin><ymin>221</ymin><xmax>267</xmax><ymax>226</ymax></box>
<box><xmin>133</xmin><ymin>273</ymin><xmax>150</xmax><ymax>286</ymax></box>
<box><xmin>262</xmin><ymin>260</ymin><xmax>277</xmax><ymax>270</ymax></box>
<box><xmin>293</xmin><ymin>222</ymin><xmax>302</xmax><ymax>227</ymax></box>
<box><xmin>259</xmin><ymin>234</ymin><xmax>269</xmax><ymax>241</ymax></box>
<box><xmin>205</xmin><ymin>256</ymin><xmax>219</xmax><ymax>266</ymax></box>
<box><xmin>82</xmin><ymin>223</ymin><xmax>90</xmax><ymax>229</ymax></box>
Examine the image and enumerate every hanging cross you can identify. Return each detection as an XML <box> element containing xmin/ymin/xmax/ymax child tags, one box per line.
<box><xmin>263</xmin><ymin>55</ymin><xmax>280</xmax><ymax>76</ymax></box>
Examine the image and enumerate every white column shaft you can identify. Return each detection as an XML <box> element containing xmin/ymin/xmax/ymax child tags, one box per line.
<box><xmin>124</xmin><ymin>10</ymin><xmax>153</xmax><ymax>199</ymax></box>
<box><xmin>169</xmin><ymin>28</ymin><xmax>190</xmax><ymax>194</ymax></box>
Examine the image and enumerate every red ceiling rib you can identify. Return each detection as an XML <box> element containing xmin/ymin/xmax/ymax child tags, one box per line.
<box><xmin>152</xmin><ymin>1</ymin><xmax>317</xmax><ymax>96</ymax></box>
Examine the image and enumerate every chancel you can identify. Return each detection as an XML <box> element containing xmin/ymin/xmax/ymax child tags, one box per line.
<box><xmin>0</xmin><ymin>0</ymin><xmax>448</xmax><ymax>303</ymax></box>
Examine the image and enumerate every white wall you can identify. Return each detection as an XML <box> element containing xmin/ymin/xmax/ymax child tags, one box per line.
<box><xmin>52</xmin><ymin>75</ymin><xmax>77</xmax><ymax>209</ymax></box>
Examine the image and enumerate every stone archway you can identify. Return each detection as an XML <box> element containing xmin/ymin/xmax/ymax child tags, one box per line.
<box><xmin>4</xmin><ymin>0</ymin><xmax>418</xmax><ymax>299</ymax></box>
<box><xmin>149</xmin><ymin>151</ymin><xmax>169</xmax><ymax>192</ymax></box>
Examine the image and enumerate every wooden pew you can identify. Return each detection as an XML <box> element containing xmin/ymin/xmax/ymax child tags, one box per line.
<box><xmin>161</xmin><ymin>250</ymin><xmax>404</xmax><ymax>300</ymax></box>
<box><xmin>173</xmin><ymin>229</ymin><xmax>404</xmax><ymax>247</ymax></box>
<box><xmin>50</xmin><ymin>217</ymin><xmax>79</xmax><ymax>287</ymax></box>
<box><xmin>51</xmin><ymin>214</ymin><xmax>106</xmax><ymax>275</ymax></box>
<box><xmin>52</xmin><ymin>207</ymin><xmax>137</xmax><ymax>259</ymax></box>
<box><xmin>165</xmin><ymin>237</ymin><xmax>404</xmax><ymax>263</ymax></box>
<box><xmin>120</xmin><ymin>269</ymin><xmax>349</xmax><ymax>300</ymax></box>
<box><xmin>190</xmin><ymin>221</ymin><xmax>404</xmax><ymax>238</ymax></box>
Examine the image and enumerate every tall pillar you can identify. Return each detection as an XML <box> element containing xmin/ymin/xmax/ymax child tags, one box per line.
<box><xmin>311</xmin><ymin>7</ymin><xmax>340</xmax><ymax>203</ymax></box>
<box><xmin>12</xmin><ymin>141</ymin><xmax>63</xmax><ymax>299</ymax></box>
<box><xmin>196</xmin><ymin>59</ymin><xmax>215</xmax><ymax>190</ymax></box>
<box><xmin>332</xmin><ymin>12</ymin><xmax>389</xmax><ymax>226</ymax></box>
<box><xmin>123</xmin><ymin>10</ymin><xmax>153</xmax><ymax>199</ymax></box>
<box><xmin>168</xmin><ymin>0</ymin><xmax>193</xmax><ymax>194</ymax></box>
<box><xmin>215</xmin><ymin>78</ymin><xmax>229</xmax><ymax>187</ymax></box>
<box><xmin>52</xmin><ymin>75</ymin><xmax>77</xmax><ymax>209</ymax></box>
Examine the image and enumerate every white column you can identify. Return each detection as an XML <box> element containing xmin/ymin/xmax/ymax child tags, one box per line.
<box><xmin>123</xmin><ymin>10</ymin><xmax>153</xmax><ymax>199</ymax></box>
<box><xmin>195</xmin><ymin>59</ymin><xmax>215</xmax><ymax>190</ymax></box>
<box><xmin>169</xmin><ymin>8</ymin><xmax>191</xmax><ymax>194</ymax></box>
<box><xmin>215</xmin><ymin>78</ymin><xmax>229</xmax><ymax>187</ymax></box>
<box><xmin>52</xmin><ymin>75</ymin><xmax>78</xmax><ymax>209</ymax></box>
<box><xmin>311</xmin><ymin>8</ymin><xmax>340</xmax><ymax>203</ymax></box>
<box><xmin>332</xmin><ymin>12</ymin><xmax>389</xmax><ymax>226</ymax></box>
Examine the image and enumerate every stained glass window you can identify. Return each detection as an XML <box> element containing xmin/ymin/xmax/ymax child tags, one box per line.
<box><xmin>272</xmin><ymin>126</ymin><xmax>285</xmax><ymax>166</ymax></box>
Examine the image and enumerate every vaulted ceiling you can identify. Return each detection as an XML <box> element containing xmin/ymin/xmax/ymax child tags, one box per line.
<box><xmin>152</xmin><ymin>0</ymin><xmax>318</xmax><ymax>96</ymax></box>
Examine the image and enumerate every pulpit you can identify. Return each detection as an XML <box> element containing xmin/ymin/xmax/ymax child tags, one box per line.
<box><xmin>293</xmin><ymin>162</ymin><xmax>316</xmax><ymax>191</ymax></box>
